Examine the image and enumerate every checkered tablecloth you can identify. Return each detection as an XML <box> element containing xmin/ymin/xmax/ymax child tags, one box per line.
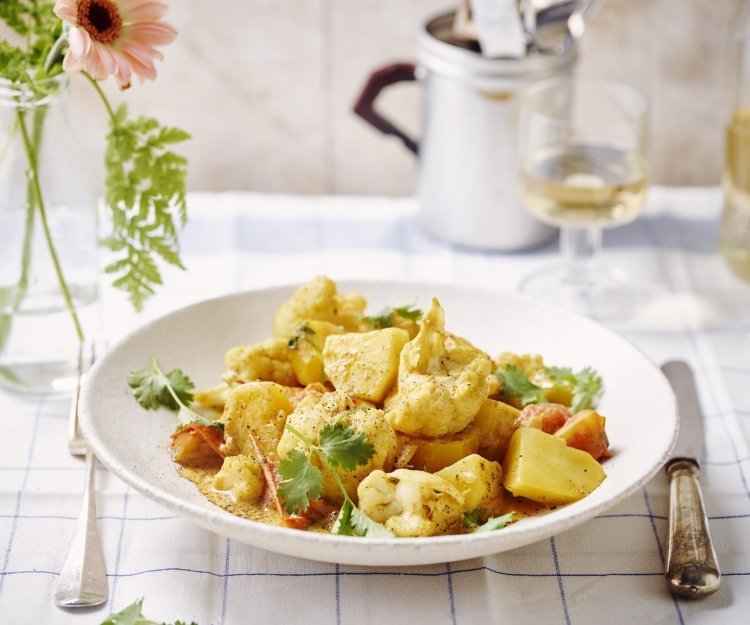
<box><xmin>1</xmin><ymin>187</ymin><xmax>748</xmax><ymax>625</ymax></box>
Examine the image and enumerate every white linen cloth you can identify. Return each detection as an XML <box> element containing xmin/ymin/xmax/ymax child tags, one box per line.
<box><xmin>0</xmin><ymin>187</ymin><xmax>748</xmax><ymax>625</ymax></box>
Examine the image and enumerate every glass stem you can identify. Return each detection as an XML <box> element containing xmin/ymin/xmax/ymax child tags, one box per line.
<box><xmin>560</xmin><ymin>226</ymin><xmax>602</xmax><ymax>287</ymax></box>
<box><xmin>16</xmin><ymin>108</ymin><xmax>84</xmax><ymax>343</ymax></box>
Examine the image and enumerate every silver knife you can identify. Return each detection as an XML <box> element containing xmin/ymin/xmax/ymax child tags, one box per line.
<box><xmin>662</xmin><ymin>361</ymin><xmax>721</xmax><ymax>598</ymax></box>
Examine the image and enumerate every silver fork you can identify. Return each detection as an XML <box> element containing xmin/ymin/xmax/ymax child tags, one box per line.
<box><xmin>54</xmin><ymin>343</ymin><xmax>108</xmax><ymax>608</ymax></box>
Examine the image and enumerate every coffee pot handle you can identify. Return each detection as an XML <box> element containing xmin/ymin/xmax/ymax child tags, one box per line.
<box><xmin>353</xmin><ymin>62</ymin><xmax>419</xmax><ymax>155</ymax></box>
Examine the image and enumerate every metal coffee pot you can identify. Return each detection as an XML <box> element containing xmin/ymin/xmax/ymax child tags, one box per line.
<box><xmin>354</xmin><ymin>12</ymin><xmax>576</xmax><ymax>251</ymax></box>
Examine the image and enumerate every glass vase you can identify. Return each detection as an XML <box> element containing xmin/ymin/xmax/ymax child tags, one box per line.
<box><xmin>0</xmin><ymin>76</ymin><xmax>99</xmax><ymax>396</ymax></box>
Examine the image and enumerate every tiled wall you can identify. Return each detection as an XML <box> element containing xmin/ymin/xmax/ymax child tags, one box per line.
<box><xmin>63</xmin><ymin>0</ymin><xmax>737</xmax><ymax>193</ymax></box>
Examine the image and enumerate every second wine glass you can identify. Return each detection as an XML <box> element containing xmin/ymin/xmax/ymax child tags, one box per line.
<box><xmin>518</xmin><ymin>78</ymin><xmax>650</xmax><ymax>320</ymax></box>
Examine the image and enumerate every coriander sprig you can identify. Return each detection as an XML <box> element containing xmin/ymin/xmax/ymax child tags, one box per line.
<box><xmin>545</xmin><ymin>366</ymin><xmax>603</xmax><ymax>413</ymax></box>
<box><xmin>495</xmin><ymin>365</ymin><xmax>547</xmax><ymax>406</ymax></box>
<box><xmin>462</xmin><ymin>509</ymin><xmax>515</xmax><ymax>533</ymax></box>
<box><xmin>100</xmin><ymin>597</ymin><xmax>197</xmax><ymax>625</ymax></box>
<box><xmin>278</xmin><ymin>422</ymin><xmax>392</xmax><ymax>537</ymax></box>
<box><xmin>128</xmin><ymin>356</ymin><xmax>221</xmax><ymax>430</ymax></box>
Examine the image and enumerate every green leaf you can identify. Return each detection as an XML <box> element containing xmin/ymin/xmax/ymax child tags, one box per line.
<box><xmin>495</xmin><ymin>365</ymin><xmax>546</xmax><ymax>406</ymax></box>
<box><xmin>128</xmin><ymin>361</ymin><xmax>194</xmax><ymax>410</ymax></box>
<box><xmin>100</xmin><ymin>598</ymin><xmax>158</xmax><ymax>625</ymax></box>
<box><xmin>330</xmin><ymin>497</ymin><xmax>355</xmax><ymax>536</ymax></box>
<box><xmin>462</xmin><ymin>508</ymin><xmax>486</xmax><ymax>529</ymax></box>
<box><xmin>473</xmin><ymin>512</ymin><xmax>514</xmax><ymax>533</ymax></box>
<box><xmin>102</xmin><ymin>103</ymin><xmax>190</xmax><ymax>310</ymax></box>
<box><xmin>331</xmin><ymin>498</ymin><xmax>393</xmax><ymax>537</ymax></box>
<box><xmin>545</xmin><ymin>366</ymin><xmax>603</xmax><ymax>413</ymax></box>
<box><xmin>363</xmin><ymin>303</ymin><xmax>423</xmax><ymax>329</ymax></box>
<box><xmin>277</xmin><ymin>449</ymin><xmax>324</xmax><ymax>515</ymax></box>
<box><xmin>318</xmin><ymin>422</ymin><xmax>375</xmax><ymax>471</ymax></box>
<box><xmin>99</xmin><ymin>597</ymin><xmax>199</xmax><ymax>625</ymax></box>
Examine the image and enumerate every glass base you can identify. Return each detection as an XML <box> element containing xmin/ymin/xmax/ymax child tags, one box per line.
<box><xmin>519</xmin><ymin>264</ymin><xmax>640</xmax><ymax>321</ymax></box>
<box><xmin>0</xmin><ymin>359</ymin><xmax>80</xmax><ymax>397</ymax></box>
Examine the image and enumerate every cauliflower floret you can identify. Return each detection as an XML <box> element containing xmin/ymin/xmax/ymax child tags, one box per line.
<box><xmin>212</xmin><ymin>454</ymin><xmax>264</xmax><ymax>503</ymax></box>
<box><xmin>221</xmin><ymin>381</ymin><xmax>293</xmax><ymax>458</ymax></box>
<box><xmin>384</xmin><ymin>299</ymin><xmax>492</xmax><ymax>437</ymax></box>
<box><xmin>357</xmin><ymin>469</ymin><xmax>464</xmax><ymax>537</ymax></box>
<box><xmin>273</xmin><ymin>276</ymin><xmax>366</xmax><ymax>339</ymax></box>
<box><xmin>276</xmin><ymin>391</ymin><xmax>397</xmax><ymax>503</ymax></box>
<box><xmin>223</xmin><ymin>338</ymin><xmax>297</xmax><ymax>387</ymax></box>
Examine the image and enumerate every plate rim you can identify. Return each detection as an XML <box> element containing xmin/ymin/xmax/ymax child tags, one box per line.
<box><xmin>79</xmin><ymin>281</ymin><xmax>679</xmax><ymax>563</ymax></box>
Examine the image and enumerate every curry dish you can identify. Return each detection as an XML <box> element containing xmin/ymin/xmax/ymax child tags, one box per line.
<box><xmin>168</xmin><ymin>276</ymin><xmax>611</xmax><ymax>537</ymax></box>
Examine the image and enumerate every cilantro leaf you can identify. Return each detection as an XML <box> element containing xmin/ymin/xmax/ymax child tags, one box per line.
<box><xmin>281</xmin><ymin>422</ymin><xmax>385</xmax><ymax>535</ymax></box>
<box><xmin>102</xmin><ymin>104</ymin><xmax>190</xmax><ymax>311</ymax></box>
<box><xmin>287</xmin><ymin>324</ymin><xmax>314</xmax><ymax>350</ymax></box>
<box><xmin>128</xmin><ymin>361</ymin><xmax>194</xmax><ymax>410</ymax></box>
<box><xmin>462</xmin><ymin>508</ymin><xmax>486</xmax><ymax>529</ymax></box>
<box><xmin>318</xmin><ymin>422</ymin><xmax>375</xmax><ymax>471</ymax></box>
<box><xmin>473</xmin><ymin>512</ymin><xmax>515</xmax><ymax>534</ymax></box>
<box><xmin>128</xmin><ymin>357</ymin><xmax>221</xmax><ymax>431</ymax></box>
<box><xmin>100</xmin><ymin>598</ymin><xmax>154</xmax><ymax>625</ymax></box>
<box><xmin>495</xmin><ymin>365</ymin><xmax>546</xmax><ymax>406</ymax></box>
<box><xmin>364</xmin><ymin>303</ymin><xmax>423</xmax><ymax>329</ymax></box>
<box><xmin>546</xmin><ymin>366</ymin><xmax>603</xmax><ymax>413</ymax></box>
<box><xmin>331</xmin><ymin>498</ymin><xmax>393</xmax><ymax>537</ymax></box>
<box><xmin>100</xmin><ymin>597</ymin><xmax>198</xmax><ymax>625</ymax></box>
<box><xmin>278</xmin><ymin>449</ymin><xmax>324</xmax><ymax>515</ymax></box>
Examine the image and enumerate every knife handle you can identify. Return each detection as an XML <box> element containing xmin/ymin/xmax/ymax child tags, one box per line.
<box><xmin>665</xmin><ymin>459</ymin><xmax>721</xmax><ymax>598</ymax></box>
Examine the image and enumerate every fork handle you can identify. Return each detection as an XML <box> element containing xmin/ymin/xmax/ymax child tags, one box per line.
<box><xmin>665</xmin><ymin>459</ymin><xmax>721</xmax><ymax>598</ymax></box>
<box><xmin>54</xmin><ymin>448</ymin><xmax>108</xmax><ymax>607</ymax></box>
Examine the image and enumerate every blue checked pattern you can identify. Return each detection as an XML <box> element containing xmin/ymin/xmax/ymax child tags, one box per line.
<box><xmin>0</xmin><ymin>187</ymin><xmax>748</xmax><ymax>624</ymax></box>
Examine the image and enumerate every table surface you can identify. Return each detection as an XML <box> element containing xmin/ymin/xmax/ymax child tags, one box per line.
<box><xmin>1</xmin><ymin>187</ymin><xmax>748</xmax><ymax>625</ymax></box>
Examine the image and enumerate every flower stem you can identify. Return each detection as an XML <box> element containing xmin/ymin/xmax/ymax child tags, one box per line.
<box><xmin>43</xmin><ymin>33</ymin><xmax>68</xmax><ymax>74</ymax></box>
<box><xmin>16</xmin><ymin>108</ymin><xmax>84</xmax><ymax>343</ymax></box>
<box><xmin>83</xmin><ymin>72</ymin><xmax>117</xmax><ymax>123</ymax></box>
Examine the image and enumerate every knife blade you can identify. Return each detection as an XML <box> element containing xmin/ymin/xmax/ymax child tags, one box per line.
<box><xmin>662</xmin><ymin>360</ymin><xmax>721</xmax><ymax>598</ymax></box>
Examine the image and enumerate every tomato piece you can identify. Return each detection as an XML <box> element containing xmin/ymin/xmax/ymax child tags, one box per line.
<box><xmin>554</xmin><ymin>409</ymin><xmax>611</xmax><ymax>461</ymax></box>
<box><xmin>170</xmin><ymin>424</ymin><xmax>225</xmax><ymax>468</ymax></box>
<box><xmin>515</xmin><ymin>403</ymin><xmax>571</xmax><ymax>434</ymax></box>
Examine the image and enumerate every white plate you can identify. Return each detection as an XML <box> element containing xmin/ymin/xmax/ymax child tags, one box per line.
<box><xmin>80</xmin><ymin>282</ymin><xmax>678</xmax><ymax>566</ymax></box>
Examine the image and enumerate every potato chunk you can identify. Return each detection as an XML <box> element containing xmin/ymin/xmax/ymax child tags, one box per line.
<box><xmin>502</xmin><ymin>427</ymin><xmax>606</xmax><ymax>505</ymax></box>
<box><xmin>223</xmin><ymin>338</ymin><xmax>297</xmax><ymax>387</ymax></box>
<box><xmin>273</xmin><ymin>276</ymin><xmax>366</xmax><ymax>339</ymax></box>
<box><xmin>221</xmin><ymin>382</ymin><xmax>293</xmax><ymax>458</ymax></box>
<box><xmin>212</xmin><ymin>454</ymin><xmax>264</xmax><ymax>503</ymax></box>
<box><xmin>408</xmin><ymin>426</ymin><xmax>480</xmax><ymax>473</ymax></box>
<box><xmin>471</xmin><ymin>398</ymin><xmax>520</xmax><ymax>461</ymax></box>
<box><xmin>323</xmin><ymin>328</ymin><xmax>410</xmax><ymax>404</ymax></box>
<box><xmin>384</xmin><ymin>299</ymin><xmax>491</xmax><ymax>437</ymax></box>
<box><xmin>288</xmin><ymin>320</ymin><xmax>344</xmax><ymax>385</ymax></box>
<box><xmin>436</xmin><ymin>454</ymin><xmax>504</xmax><ymax>513</ymax></box>
<box><xmin>357</xmin><ymin>469</ymin><xmax>464</xmax><ymax>537</ymax></box>
<box><xmin>277</xmin><ymin>391</ymin><xmax>397</xmax><ymax>503</ymax></box>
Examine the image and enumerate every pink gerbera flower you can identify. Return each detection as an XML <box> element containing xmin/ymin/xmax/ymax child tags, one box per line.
<box><xmin>53</xmin><ymin>0</ymin><xmax>177</xmax><ymax>89</ymax></box>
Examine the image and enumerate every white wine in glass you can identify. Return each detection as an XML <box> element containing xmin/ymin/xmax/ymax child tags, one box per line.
<box><xmin>521</xmin><ymin>144</ymin><xmax>649</xmax><ymax>227</ymax></box>
<box><xmin>518</xmin><ymin>79</ymin><xmax>650</xmax><ymax>320</ymax></box>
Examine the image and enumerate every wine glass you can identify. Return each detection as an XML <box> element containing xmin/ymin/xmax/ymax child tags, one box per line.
<box><xmin>517</xmin><ymin>78</ymin><xmax>650</xmax><ymax>320</ymax></box>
